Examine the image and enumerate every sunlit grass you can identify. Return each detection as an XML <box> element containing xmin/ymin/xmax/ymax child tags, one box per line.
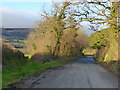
<box><xmin>3</xmin><ymin>60</ymin><xmax>60</xmax><ymax>88</ymax></box>
<box><xmin>24</xmin><ymin>54</ymin><xmax>32</xmax><ymax>59</ymax></box>
<box><xmin>0</xmin><ymin>70</ymin><xmax>2</xmax><ymax>89</ymax></box>
<box><xmin>83</xmin><ymin>48</ymin><xmax>97</xmax><ymax>55</ymax></box>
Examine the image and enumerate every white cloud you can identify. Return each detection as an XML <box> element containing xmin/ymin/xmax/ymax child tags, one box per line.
<box><xmin>0</xmin><ymin>7</ymin><xmax>2</xmax><ymax>28</ymax></box>
<box><xmin>0</xmin><ymin>6</ymin><xmax>40</xmax><ymax>28</ymax></box>
<box><xmin>98</xmin><ymin>24</ymin><xmax>108</xmax><ymax>30</ymax></box>
<box><xmin>80</xmin><ymin>21</ymin><xmax>108</xmax><ymax>35</ymax></box>
<box><xmin>80</xmin><ymin>21</ymin><xmax>95</xmax><ymax>35</ymax></box>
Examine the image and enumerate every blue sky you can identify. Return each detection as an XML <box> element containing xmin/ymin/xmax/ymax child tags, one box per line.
<box><xmin>2</xmin><ymin>2</ymin><xmax>52</xmax><ymax>13</ymax></box>
<box><xmin>0</xmin><ymin>2</ymin><xmax>53</xmax><ymax>28</ymax></box>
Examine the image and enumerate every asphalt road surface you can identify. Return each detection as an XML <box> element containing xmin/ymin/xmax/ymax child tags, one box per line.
<box><xmin>14</xmin><ymin>56</ymin><xmax>118</xmax><ymax>88</ymax></box>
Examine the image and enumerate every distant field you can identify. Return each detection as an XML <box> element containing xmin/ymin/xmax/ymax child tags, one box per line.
<box><xmin>2</xmin><ymin>28</ymin><xmax>30</xmax><ymax>40</ymax></box>
<box><xmin>4</xmin><ymin>39</ymin><xmax>25</xmax><ymax>49</ymax></box>
<box><xmin>2</xmin><ymin>28</ymin><xmax>31</xmax><ymax>49</ymax></box>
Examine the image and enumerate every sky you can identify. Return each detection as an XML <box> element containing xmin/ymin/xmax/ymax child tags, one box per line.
<box><xmin>0</xmin><ymin>2</ymin><xmax>53</xmax><ymax>28</ymax></box>
<box><xmin>0</xmin><ymin>1</ymin><xmax>108</xmax><ymax>35</ymax></box>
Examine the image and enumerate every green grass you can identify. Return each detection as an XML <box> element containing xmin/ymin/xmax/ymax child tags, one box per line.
<box><xmin>0</xmin><ymin>70</ymin><xmax>2</xmax><ymax>89</ymax></box>
<box><xmin>100</xmin><ymin>61</ymin><xmax>120</xmax><ymax>77</ymax></box>
<box><xmin>3</xmin><ymin>60</ymin><xmax>60</xmax><ymax>88</ymax></box>
<box><xmin>24</xmin><ymin>54</ymin><xmax>32</xmax><ymax>59</ymax></box>
<box><xmin>2</xmin><ymin>56</ymin><xmax>80</xmax><ymax>88</ymax></box>
<box><xmin>83</xmin><ymin>48</ymin><xmax>97</xmax><ymax>55</ymax></box>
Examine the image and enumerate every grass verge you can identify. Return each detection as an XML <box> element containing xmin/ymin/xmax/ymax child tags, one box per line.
<box><xmin>99</xmin><ymin>61</ymin><xmax>120</xmax><ymax>77</ymax></box>
<box><xmin>3</xmin><ymin>56</ymin><xmax>80</xmax><ymax>88</ymax></box>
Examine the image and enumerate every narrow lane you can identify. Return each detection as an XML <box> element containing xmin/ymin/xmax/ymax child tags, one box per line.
<box><xmin>14</xmin><ymin>56</ymin><xmax>118</xmax><ymax>88</ymax></box>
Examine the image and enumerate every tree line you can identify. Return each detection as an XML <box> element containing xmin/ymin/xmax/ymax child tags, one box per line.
<box><xmin>26</xmin><ymin>1</ymin><xmax>119</xmax><ymax>59</ymax></box>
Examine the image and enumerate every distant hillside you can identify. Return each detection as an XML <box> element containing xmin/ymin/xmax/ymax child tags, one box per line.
<box><xmin>2</xmin><ymin>28</ymin><xmax>31</xmax><ymax>40</ymax></box>
<box><xmin>2</xmin><ymin>28</ymin><xmax>32</xmax><ymax>48</ymax></box>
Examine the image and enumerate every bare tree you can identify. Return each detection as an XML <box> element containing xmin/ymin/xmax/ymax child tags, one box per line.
<box><xmin>69</xmin><ymin>1</ymin><xmax>119</xmax><ymax>31</ymax></box>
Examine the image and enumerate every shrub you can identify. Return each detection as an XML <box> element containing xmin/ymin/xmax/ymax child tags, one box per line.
<box><xmin>31</xmin><ymin>52</ymin><xmax>55</xmax><ymax>63</ymax></box>
<box><xmin>2</xmin><ymin>43</ymin><xmax>26</xmax><ymax>67</ymax></box>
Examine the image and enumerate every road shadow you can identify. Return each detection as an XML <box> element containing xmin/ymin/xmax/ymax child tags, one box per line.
<box><xmin>75</xmin><ymin>55</ymin><xmax>96</xmax><ymax>64</ymax></box>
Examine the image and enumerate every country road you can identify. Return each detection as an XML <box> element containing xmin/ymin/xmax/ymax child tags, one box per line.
<box><xmin>13</xmin><ymin>56</ymin><xmax>118</xmax><ymax>88</ymax></box>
